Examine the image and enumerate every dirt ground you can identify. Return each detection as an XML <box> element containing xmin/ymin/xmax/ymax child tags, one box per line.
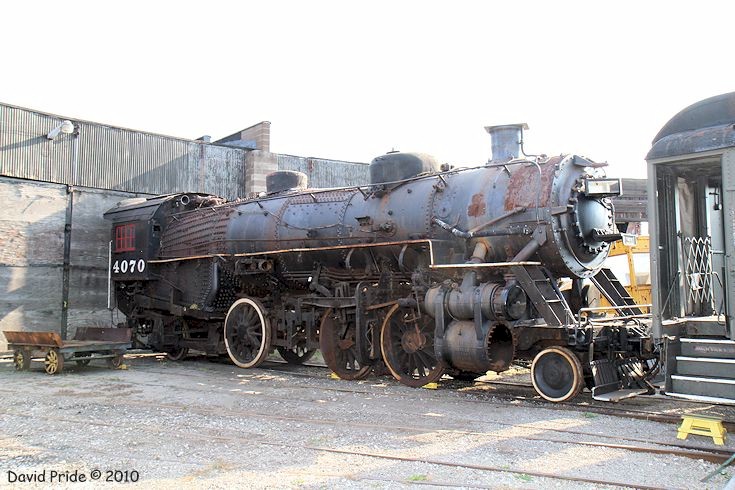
<box><xmin>1</xmin><ymin>352</ymin><xmax>734</xmax><ymax>489</ymax></box>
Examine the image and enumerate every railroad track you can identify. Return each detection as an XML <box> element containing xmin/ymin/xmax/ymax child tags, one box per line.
<box><xmin>3</xmin><ymin>357</ymin><xmax>734</xmax><ymax>488</ymax></box>
<box><xmin>6</xmin><ymin>352</ymin><xmax>735</xmax><ymax>433</ymax></box>
<box><xmin>0</xmin><ymin>407</ymin><xmax>701</xmax><ymax>490</ymax></box>
<box><xmin>3</xmin><ymin>361</ymin><xmax>732</xmax><ymax>464</ymax></box>
<box><xmin>256</xmin><ymin>358</ymin><xmax>735</xmax><ymax>433</ymax></box>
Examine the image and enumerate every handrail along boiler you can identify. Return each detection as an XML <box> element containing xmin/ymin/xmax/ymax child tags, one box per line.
<box><xmin>104</xmin><ymin>125</ymin><xmax>656</xmax><ymax>401</ymax></box>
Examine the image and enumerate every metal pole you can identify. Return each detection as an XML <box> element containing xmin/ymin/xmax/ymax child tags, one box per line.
<box><xmin>107</xmin><ymin>240</ymin><xmax>112</xmax><ymax>310</ymax></box>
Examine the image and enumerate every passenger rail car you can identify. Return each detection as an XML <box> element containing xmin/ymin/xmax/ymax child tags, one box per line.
<box><xmin>647</xmin><ymin>92</ymin><xmax>735</xmax><ymax>404</ymax></box>
<box><xmin>105</xmin><ymin>125</ymin><xmax>656</xmax><ymax>402</ymax></box>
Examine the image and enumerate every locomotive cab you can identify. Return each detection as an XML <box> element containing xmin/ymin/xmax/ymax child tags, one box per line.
<box><xmin>104</xmin><ymin>196</ymin><xmax>172</xmax><ymax>281</ymax></box>
<box><xmin>104</xmin><ymin>193</ymin><xmax>228</xmax><ymax>356</ymax></box>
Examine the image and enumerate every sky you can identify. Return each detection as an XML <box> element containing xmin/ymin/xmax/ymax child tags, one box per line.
<box><xmin>2</xmin><ymin>1</ymin><xmax>734</xmax><ymax>179</ymax></box>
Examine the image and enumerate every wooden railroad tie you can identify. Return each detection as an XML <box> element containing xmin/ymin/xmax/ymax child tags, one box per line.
<box><xmin>677</xmin><ymin>415</ymin><xmax>727</xmax><ymax>445</ymax></box>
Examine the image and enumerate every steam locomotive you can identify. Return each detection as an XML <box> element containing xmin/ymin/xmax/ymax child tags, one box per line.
<box><xmin>104</xmin><ymin>124</ymin><xmax>656</xmax><ymax>402</ymax></box>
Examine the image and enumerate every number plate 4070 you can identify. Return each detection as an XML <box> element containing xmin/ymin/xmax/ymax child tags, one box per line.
<box><xmin>112</xmin><ymin>259</ymin><xmax>146</xmax><ymax>274</ymax></box>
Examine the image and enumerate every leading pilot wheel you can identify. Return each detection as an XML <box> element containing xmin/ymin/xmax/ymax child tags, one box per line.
<box><xmin>531</xmin><ymin>346</ymin><xmax>584</xmax><ymax>402</ymax></box>
<box><xmin>319</xmin><ymin>308</ymin><xmax>372</xmax><ymax>380</ymax></box>
<box><xmin>380</xmin><ymin>304</ymin><xmax>444</xmax><ymax>388</ymax></box>
<box><xmin>224</xmin><ymin>298</ymin><xmax>272</xmax><ymax>369</ymax></box>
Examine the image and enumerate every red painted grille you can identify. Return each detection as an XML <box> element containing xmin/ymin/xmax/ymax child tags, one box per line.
<box><xmin>115</xmin><ymin>224</ymin><xmax>136</xmax><ymax>252</ymax></box>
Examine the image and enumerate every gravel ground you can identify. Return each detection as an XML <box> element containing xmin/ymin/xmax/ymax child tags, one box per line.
<box><xmin>1</xmin><ymin>353</ymin><xmax>734</xmax><ymax>489</ymax></box>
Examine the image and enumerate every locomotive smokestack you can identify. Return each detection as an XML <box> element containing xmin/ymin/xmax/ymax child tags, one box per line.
<box><xmin>484</xmin><ymin>123</ymin><xmax>529</xmax><ymax>163</ymax></box>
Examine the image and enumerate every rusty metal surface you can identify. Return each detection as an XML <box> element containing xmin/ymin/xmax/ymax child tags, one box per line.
<box><xmin>3</xmin><ymin>330</ymin><xmax>63</xmax><ymax>347</ymax></box>
<box><xmin>160</xmin><ymin>205</ymin><xmax>236</xmax><ymax>257</ymax></box>
<box><xmin>647</xmin><ymin>124</ymin><xmax>735</xmax><ymax>161</ymax></box>
<box><xmin>504</xmin><ymin>156</ymin><xmax>560</xmax><ymax>210</ymax></box>
<box><xmin>467</xmin><ymin>193</ymin><xmax>486</xmax><ymax>217</ymax></box>
<box><xmin>4</xmin><ymin>328</ymin><xmax>132</xmax><ymax>350</ymax></box>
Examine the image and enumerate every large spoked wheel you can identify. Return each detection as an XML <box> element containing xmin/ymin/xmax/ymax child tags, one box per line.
<box><xmin>319</xmin><ymin>309</ymin><xmax>372</xmax><ymax>380</ymax></box>
<box><xmin>44</xmin><ymin>349</ymin><xmax>64</xmax><ymax>375</ymax></box>
<box><xmin>380</xmin><ymin>304</ymin><xmax>444</xmax><ymax>388</ymax></box>
<box><xmin>531</xmin><ymin>346</ymin><xmax>584</xmax><ymax>402</ymax></box>
<box><xmin>166</xmin><ymin>347</ymin><xmax>189</xmax><ymax>361</ymax></box>
<box><xmin>224</xmin><ymin>298</ymin><xmax>272</xmax><ymax>369</ymax></box>
<box><xmin>277</xmin><ymin>345</ymin><xmax>317</xmax><ymax>365</ymax></box>
<box><xmin>13</xmin><ymin>350</ymin><xmax>31</xmax><ymax>371</ymax></box>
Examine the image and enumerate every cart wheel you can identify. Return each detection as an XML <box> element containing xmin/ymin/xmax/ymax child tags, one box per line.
<box><xmin>76</xmin><ymin>357</ymin><xmax>92</xmax><ymax>367</ymax></box>
<box><xmin>13</xmin><ymin>350</ymin><xmax>31</xmax><ymax>371</ymax></box>
<box><xmin>44</xmin><ymin>349</ymin><xmax>64</xmax><ymax>375</ymax></box>
<box><xmin>107</xmin><ymin>354</ymin><xmax>124</xmax><ymax>369</ymax></box>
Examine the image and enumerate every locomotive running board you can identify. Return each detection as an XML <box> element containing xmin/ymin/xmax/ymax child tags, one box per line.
<box><xmin>149</xmin><ymin>239</ymin><xmax>444</xmax><ymax>264</ymax></box>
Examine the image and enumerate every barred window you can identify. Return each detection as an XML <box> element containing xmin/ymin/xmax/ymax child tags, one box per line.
<box><xmin>115</xmin><ymin>224</ymin><xmax>136</xmax><ymax>252</ymax></box>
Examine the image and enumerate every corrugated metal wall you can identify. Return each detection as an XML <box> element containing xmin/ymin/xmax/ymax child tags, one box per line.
<box><xmin>277</xmin><ymin>154</ymin><xmax>369</xmax><ymax>188</ymax></box>
<box><xmin>0</xmin><ymin>103</ymin><xmax>247</xmax><ymax>200</ymax></box>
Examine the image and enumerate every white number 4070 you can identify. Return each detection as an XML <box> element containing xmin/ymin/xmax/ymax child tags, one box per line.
<box><xmin>112</xmin><ymin>259</ymin><xmax>146</xmax><ymax>274</ymax></box>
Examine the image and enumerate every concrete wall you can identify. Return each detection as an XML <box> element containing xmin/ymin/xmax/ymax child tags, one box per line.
<box><xmin>0</xmin><ymin>176</ymin><xmax>142</xmax><ymax>351</ymax></box>
<box><xmin>216</xmin><ymin>121</ymin><xmax>271</xmax><ymax>152</ymax></box>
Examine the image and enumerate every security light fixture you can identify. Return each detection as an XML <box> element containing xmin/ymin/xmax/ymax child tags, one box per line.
<box><xmin>47</xmin><ymin>120</ymin><xmax>75</xmax><ymax>140</ymax></box>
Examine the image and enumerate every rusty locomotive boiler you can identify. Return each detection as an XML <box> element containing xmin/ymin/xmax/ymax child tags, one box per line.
<box><xmin>104</xmin><ymin>124</ymin><xmax>656</xmax><ymax>402</ymax></box>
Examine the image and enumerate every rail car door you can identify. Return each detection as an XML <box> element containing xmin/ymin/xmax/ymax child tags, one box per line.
<box><xmin>651</xmin><ymin>155</ymin><xmax>731</xmax><ymax>339</ymax></box>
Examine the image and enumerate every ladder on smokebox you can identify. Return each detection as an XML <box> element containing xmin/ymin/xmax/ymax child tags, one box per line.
<box><xmin>511</xmin><ymin>265</ymin><xmax>574</xmax><ymax>327</ymax></box>
<box><xmin>589</xmin><ymin>268</ymin><xmax>642</xmax><ymax>317</ymax></box>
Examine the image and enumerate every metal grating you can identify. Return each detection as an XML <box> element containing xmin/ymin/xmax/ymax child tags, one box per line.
<box><xmin>682</xmin><ymin>236</ymin><xmax>715</xmax><ymax>314</ymax></box>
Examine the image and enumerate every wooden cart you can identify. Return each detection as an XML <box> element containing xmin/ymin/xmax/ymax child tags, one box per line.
<box><xmin>3</xmin><ymin>327</ymin><xmax>132</xmax><ymax>374</ymax></box>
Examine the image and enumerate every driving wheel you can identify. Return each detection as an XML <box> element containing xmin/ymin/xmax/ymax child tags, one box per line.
<box><xmin>319</xmin><ymin>308</ymin><xmax>371</xmax><ymax>380</ymax></box>
<box><xmin>380</xmin><ymin>304</ymin><xmax>444</xmax><ymax>388</ymax></box>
